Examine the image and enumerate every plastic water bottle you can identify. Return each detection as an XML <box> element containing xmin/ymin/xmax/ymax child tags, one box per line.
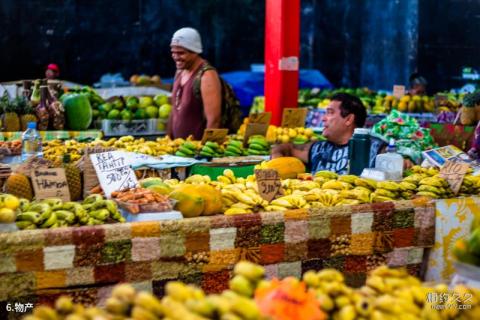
<box><xmin>375</xmin><ymin>138</ymin><xmax>404</xmax><ymax>180</ymax></box>
<box><xmin>21</xmin><ymin>122</ymin><xmax>42</xmax><ymax>161</ymax></box>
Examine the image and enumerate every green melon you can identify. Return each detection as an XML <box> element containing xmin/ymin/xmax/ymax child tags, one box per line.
<box><xmin>63</xmin><ymin>94</ymin><xmax>93</xmax><ymax>130</ymax></box>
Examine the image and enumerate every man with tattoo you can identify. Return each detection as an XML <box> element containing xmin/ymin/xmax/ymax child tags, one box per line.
<box><xmin>271</xmin><ymin>93</ymin><xmax>385</xmax><ymax>174</ymax></box>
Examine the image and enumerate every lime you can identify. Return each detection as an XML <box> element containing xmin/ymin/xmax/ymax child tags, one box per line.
<box><xmin>107</xmin><ymin>109</ymin><xmax>121</xmax><ymax>120</ymax></box>
<box><xmin>139</xmin><ymin>96</ymin><xmax>153</xmax><ymax>108</ymax></box>
<box><xmin>154</xmin><ymin>94</ymin><xmax>169</xmax><ymax>106</ymax></box>
<box><xmin>112</xmin><ymin>98</ymin><xmax>124</xmax><ymax>110</ymax></box>
<box><xmin>126</xmin><ymin>97</ymin><xmax>139</xmax><ymax>110</ymax></box>
<box><xmin>134</xmin><ymin>108</ymin><xmax>147</xmax><ymax>119</ymax></box>
<box><xmin>98</xmin><ymin>103</ymin><xmax>112</xmax><ymax>113</ymax></box>
<box><xmin>121</xmin><ymin>109</ymin><xmax>133</xmax><ymax>121</ymax></box>
<box><xmin>145</xmin><ymin>106</ymin><xmax>159</xmax><ymax>118</ymax></box>
<box><xmin>159</xmin><ymin>103</ymin><xmax>172</xmax><ymax>118</ymax></box>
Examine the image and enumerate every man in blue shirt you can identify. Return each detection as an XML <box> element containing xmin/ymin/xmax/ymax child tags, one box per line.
<box><xmin>271</xmin><ymin>93</ymin><xmax>385</xmax><ymax>174</ymax></box>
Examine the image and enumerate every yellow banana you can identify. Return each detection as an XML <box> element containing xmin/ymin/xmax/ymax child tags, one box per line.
<box><xmin>224</xmin><ymin>208</ymin><xmax>251</xmax><ymax>215</ymax></box>
<box><xmin>315</xmin><ymin>170</ymin><xmax>338</xmax><ymax>179</ymax></box>
<box><xmin>376</xmin><ymin>181</ymin><xmax>401</xmax><ymax>191</ymax></box>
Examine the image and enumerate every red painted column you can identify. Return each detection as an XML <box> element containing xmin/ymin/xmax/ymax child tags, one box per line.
<box><xmin>264</xmin><ymin>0</ymin><xmax>300</xmax><ymax>126</ymax></box>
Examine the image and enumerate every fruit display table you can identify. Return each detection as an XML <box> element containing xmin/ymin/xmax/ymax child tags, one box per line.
<box><xmin>0</xmin><ymin>130</ymin><xmax>103</xmax><ymax>142</ymax></box>
<box><xmin>0</xmin><ymin>198</ymin><xmax>434</xmax><ymax>309</ymax></box>
<box><xmin>426</xmin><ymin>196</ymin><xmax>479</xmax><ymax>282</ymax></box>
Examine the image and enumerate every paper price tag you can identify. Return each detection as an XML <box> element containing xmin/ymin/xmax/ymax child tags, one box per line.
<box><xmin>255</xmin><ymin>169</ymin><xmax>283</xmax><ymax>201</ymax></box>
<box><xmin>439</xmin><ymin>160</ymin><xmax>470</xmax><ymax>195</ymax></box>
<box><xmin>249</xmin><ymin>112</ymin><xmax>272</xmax><ymax>125</ymax></box>
<box><xmin>31</xmin><ymin>168</ymin><xmax>71</xmax><ymax>201</ymax></box>
<box><xmin>243</xmin><ymin>123</ymin><xmax>269</xmax><ymax>147</ymax></box>
<box><xmin>393</xmin><ymin>85</ymin><xmax>406</xmax><ymax>99</ymax></box>
<box><xmin>90</xmin><ymin>151</ymin><xmax>139</xmax><ymax>198</ymax></box>
<box><xmin>201</xmin><ymin>128</ymin><xmax>228</xmax><ymax>144</ymax></box>
<box><xmin>281</xmin><ymin>108</ymin><xmax>308</xmax><ymax>128</ymax></box>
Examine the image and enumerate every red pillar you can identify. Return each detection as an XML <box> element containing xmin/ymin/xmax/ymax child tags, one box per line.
<box><xmin>264</xmin><ymin>0</ymin><xmax>300</xmax><ymax>126</ymax></box>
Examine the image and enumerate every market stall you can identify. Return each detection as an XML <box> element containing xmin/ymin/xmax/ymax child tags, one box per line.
<box><xmin>0</xmin><ymin>198</ymin><xmax>434</xmax><ymax>307</ymax></box>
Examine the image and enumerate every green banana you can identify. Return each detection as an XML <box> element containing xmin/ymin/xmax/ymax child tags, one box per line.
<box><xmin>248</xmin><ymin>143</ymin><xmax>269</xmax><ymax>151</ymax></box>
<box><xmin>224</xmin><ymin>151</ymin><xmax>240</xmax><ymax>157</ymax></box>
<box><xmin>182</xmin><ymin>142</ymin><xmax>197</xmax><ymax>151</ymax></box>
<box><xmin>104</xmin><ymin>200</ymin><xmax>118</xmax><ymax>214</ymax></box>
<box><xmin>247</xmin><ymin>148</ymin><xmax>268</xmax><ymax>155</ymax></box>
<box><xmin>19</xmin><ymin>199</ymin><xmax>30</xmax><ymax>211</ymax></box>
<box><xmin>200</xmin><ymin>151</ymin><xmax>215</xmax><ymax>157</ymax></box>
<box><xmin>229</xmin><ymin>140</ymin><xmax>243</xmax><ymax>148</ymax></box>
<box><xmin>248</xmin><ymin>138</ymin><xmax>269</xmax><ymax>148</ymax></box>
<box><xmin>201</xmin><ymin>145</ymin><xmax>216</xmax><ymax>154</ymax></box>
<box><xmin>17</xmin><ymin>211</ymin><xmax>42</xmax><ymax>224</ymax></box>
<box><xmin>87</xmin><ymin>217</ymin><xmax>103</xmax><ymax>225</ymax></box>
<box><xmin>225</xmin><ymin>146</ymin><xmax>243</xmax><ymax>154</ymax></box>
<box><xmin>28</xmin><ymin>203</ymin><xmax>53</xmax><ymax>224</ymax></box>
<box><xmin>16</xmin><ymin>221</ymin><xmax>35</xmax><ymax>230</ymax></box>
<box><xmin>42</xmin><ymin>198</ymin><xmax>63</xmax><ymax>209</ymax></box>
<box><xmin>175</xmin><ymin>151</ymin><xmax>188</xmax><ymax>157</ymax></box>
<box><xmin>205</xmin><ymin>141</ymin><xmax>220</xmax><ymax>150</ymax></box>
<box><xmin>61</xmin><ymin>201</ymin><xmax>77</xmax><ymax>210</ymax></box>
<box><xmin>83</xmin><ymin>194</ymin><xmax>104</xmax><ymax>205</ymax></box>
<box><xmin>89</xmin><ymin>209</ymin><xmax>110</xmax><ymax>221</ymax></box>
<box><xmin>55</xmin><ymin>210</ymin><xmax>76</xmax><ymax>224</ymax></box>
<box><xmin>91</xmin><ymin>200</ymin><xmax>107</xmax><ymax>210</ymax></box>
<box><xmin>40</xmin><ymin>211</ymin><xmax>58</xmax><ymax>228</ymax></box>
<box><xmin>178</xmin><ymin>146</ymin><xmax>196</xmax><ymax>156</ymax></box>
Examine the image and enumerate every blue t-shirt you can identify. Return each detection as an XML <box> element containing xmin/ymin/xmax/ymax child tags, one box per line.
<box><xmin>308</xmin><ymin>137</ymin><xmax>386</xmax><ymax>175</ymax></box>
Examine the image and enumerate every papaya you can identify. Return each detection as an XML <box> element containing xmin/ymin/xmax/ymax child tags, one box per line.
<box><xmin>193</xmin><ymin>185</ymin><xmax>223</xmax><ymax>216</ymax></box>
<box><xmin>263</xmin><ymin>157</ymin><xmax>306</xmax><ymax>179</ymax></box>
<box><xmin>169</xmin><ymin>185</ymin><xmax>205</xmax><ymax>218</ymax></box>
<box><xmin>63</xmin><ymin>94</ymin><xmax>93</xmax><ymax>130</ymax></box>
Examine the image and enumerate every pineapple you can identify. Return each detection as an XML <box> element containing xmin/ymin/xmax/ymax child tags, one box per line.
<box><xmin>16</xmin><ymin>97</ymin><xmax>38</xmax><ymax>131</ymax></box>
<box><xmin>0</xmin><ymin>91</ymin><xmax>20</xmax><ymax>132</ymax></box>
<box><xmin>63</xmin><ymin>154</ymin><xmax>82</xmax><ymax>201</ymax></box>
<box><xmin>5</xmin><ymin>173</ymin><xmax>33</xmax><ymax>200</ymax></box>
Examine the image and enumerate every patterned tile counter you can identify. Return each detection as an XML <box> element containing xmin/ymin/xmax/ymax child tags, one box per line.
<box><xmin>0</xmin><ymin>198</ymin><xmax>435</xmax><ymax>312</ymax></box>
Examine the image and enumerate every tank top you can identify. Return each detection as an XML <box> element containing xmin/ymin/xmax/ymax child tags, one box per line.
<box><xmin>170</xmin><ymin>61</ymin><xmax>207</xmax><ymax>140</ymax></box>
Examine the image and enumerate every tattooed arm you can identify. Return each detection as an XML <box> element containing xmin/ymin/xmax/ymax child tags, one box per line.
<box><xmin>271</xmin><ymin>142</ymin><xmax>313</xmax><ymax>163</ymax></box>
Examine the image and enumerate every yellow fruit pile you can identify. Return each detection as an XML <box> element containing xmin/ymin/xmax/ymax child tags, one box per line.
<box><xmin>25</xmin><ymin>261</ymin><xmax>480</xmax><ymax>320</ymax></box>
<box><xmin>304</xmin><ymin>265</ymin><xmax>480</xmax><ymax>319</ymax></box>
<box><xmin>0</xmin><ymin>193</ymin><xmax>20</xmax><ymax>223</ymax></box>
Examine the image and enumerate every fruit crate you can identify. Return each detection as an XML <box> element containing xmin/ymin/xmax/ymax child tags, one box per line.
<box><xmin>97</xmin><ymin>119</ymin><xmax>166</xmax><ymax>137</ymax></box>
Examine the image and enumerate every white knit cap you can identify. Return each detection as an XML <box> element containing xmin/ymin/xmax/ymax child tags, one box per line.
<box><xmin>170</xmin><ymin>27</ymin><xmax>203</xmax><ymax>54</ymax></box>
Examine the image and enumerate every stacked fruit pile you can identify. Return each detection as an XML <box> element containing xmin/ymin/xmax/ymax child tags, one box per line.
<box><xmin>224</xmin><ymin>140</ymin><xmax>246</xmax><ymax>157</ymax></box>
<box><xmin>200</xmin><ymin>141</ymin><xmax>224</xmax><ymax>158</ymax></box>
<box><xmin>111</xmin><ymin>187</ymin><xmax>172</xmax><ymax>214</ymax></box>
<box><xmin>25</xmin><ymin>261</ymin><xmax>480</xmax><ymax>320</ymax></box>
<box><xmin>15</xmin><ymin>195</ymin><xmax>124</xmax><ymax>230</ymax></box>
<box><xmin>93</xmin><ymin>94</ymin><xmax>171</xmax><ymax>124</ymax></box>
<box><xmin>130</xmin><ymin>74</ymin><xmax>162</xmax><ymax>86</ymax></box>
<box><xmin>246</xmin><ymin>135</ymin><xmax>270</xmax><ymax>155</ymax></box>
<box><xmin>0</xmin><ymin>140</ymin><xmax>22</xmax><ymax>155</ymax></box>
<box><xmin>175</xmin><ymin>140</ymin><xmax>202</xmax><ymax>157</ymax></box>
<box><xmin>370</xmin><ymin>94</ymin><xmax>436</xmax><ymax>114</ymax></box>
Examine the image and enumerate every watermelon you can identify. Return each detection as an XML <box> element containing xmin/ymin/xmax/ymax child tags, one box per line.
<box><xmin>63</xmin><ymin>94</ymin><xmax>93</xmax><ymax>130</ymax></box>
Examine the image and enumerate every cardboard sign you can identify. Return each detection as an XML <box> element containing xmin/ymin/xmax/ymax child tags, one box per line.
<box><xmin>90</xmin><ymin>151</ymin><xmax>139</xmax><ymax>198</ymax></box>
<box><xmin>31</xmin><ymin>168</ymin><xmax>70</xmax><ymax>201</ymax></box>
<box><xmin>255</xmin><ymin>169</ymin><xmax>283</xmax><ymax>202</ymax></box>
<box><xmin>201</xmin><ymin>128</ymin><xmax>228</xmax><ymax>144</ymax></box>
<box><xmin>243</xmin><ymin>123</ymin><xmax>269</xmax><ymax>147</ymax></box>
<box><xmin>439</xmin><ymin>160</ymin><xmax>470</xmax><ymax>195</ymax></box>
<box><xmin>249</xmin><ymin>112</ymin><xmax>272</xmax><ymax>125</ymax></box>
<box><xmin>393</xmin><ymin>85</ymin><xmax>406</xmax><ymax>99</ymax></box>
<box><xmin>281</xmin><ymin>108</ymin><xmax>308</xmax><ymax>128</ymax></box>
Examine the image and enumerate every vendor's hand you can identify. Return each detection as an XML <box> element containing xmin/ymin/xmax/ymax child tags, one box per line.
<box><xmin>403</xmin><ymin>158</ymin><xmax>414</xmax><ymax>170</ymax></box>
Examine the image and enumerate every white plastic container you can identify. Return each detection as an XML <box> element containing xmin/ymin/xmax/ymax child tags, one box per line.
<box><xmin>375</xmin><ymin>138</ymin><xmax>404</xmax><ymax>180</ymax></box>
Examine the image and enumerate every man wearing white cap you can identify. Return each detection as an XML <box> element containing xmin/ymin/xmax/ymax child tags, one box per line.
<box><xmin>168</xmin><ymin>27</ymin><xmax>222</xmax><ymax>140</ymax></box>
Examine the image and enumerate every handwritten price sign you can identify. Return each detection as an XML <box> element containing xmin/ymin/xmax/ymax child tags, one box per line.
<box><xmin>255</xmin><ymin>169</ymin><xmax>283</xmax><ymax>201</ymax></box>
<box><xmin>249</xmin><ymin>112</ymin><xmax>272</xmax><ymax>125</ymax></box>
<box><xmin>201</xmin><ymin>128</ymin><xmax>228</xmax><ymax>144</ymax></box>
<box><xmin>439</xmin><ymin>160</ymin><xmax>470</xmax><ymax>195</ymax></box>
<box><xmin>281</xmin><ymin>108</ymin><xmax>308</xmax><ymax>128</ymax></box>
<box><xmin>90</xmin><ymin>151</ymin><xmax>138</xmax><ymax>198</ymax></box>
<box><xmin>31</xmin><ymin>168</ymin><xmax>71</xmax><ymax>201</ymax></box>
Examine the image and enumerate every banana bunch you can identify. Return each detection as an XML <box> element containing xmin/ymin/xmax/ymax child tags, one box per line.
<box><xmin>43</xmin><ymin>139</ymin><xmax>85</xmax><ymax>165</ymax></box>
<box><xmin>460</xmin><ymin>174</ymin><xmax>480</xmax><ymax>197</ymax></box>
<box><xmin>199</xmin><ymin>141</ymin><xmax>224</xmax><ymax>158</ymax></box>
<box><xmin>185</xmin><ymin>174</ymin><xmax>212</xmax><ymax>185</ymax></box>
<box><xmin>247</xmin><ymin>135</ymin><xmax>270</xmax><ymax>156</ymax></box>
<box><xmin>370</xmin><ymin>180</ymin><xmax>403</xmax><ymax>202</ymax></box>
<box><xmin>266</xmin><ymin>194</ymin><xmax>308</xmax><ymax>211</ymax></box>
<box><xmin>224</xmin><ymin>139</ymin><xmax>246</xmax><ymax>157</ymax></box>
<box><xmin>222</xmin><ymin>187</ymin><xmax>268</xmax><ymax>215</ymax></box>
<box><xmin>416</xmin><ymin>176</ymin><xmax>451</xmax><ymax>199</ymax></box>
<box><xmin>15</xmin><ymin>195</ymin><xmax>125</xmax><ymax>230</ymax></box>
<box><xmin>175</xmin><ymin>141</ymin><xmax>200</xmax><ymax>158</ymax></box>
<box><xmin>215</xmin><ymin>169</ymin><xmax>237</xmax><ymax>185</ymax></box>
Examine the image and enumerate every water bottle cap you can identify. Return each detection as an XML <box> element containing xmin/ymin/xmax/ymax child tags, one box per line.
<box><xmin>27</xmin><ymin>122</ymin><xmax>37</xmax><ymax>129</ymax></box>
<box><xmin>354</xmin><ymin>128</ymin><xmax>370</xmax><ymax>135</ymax></box>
